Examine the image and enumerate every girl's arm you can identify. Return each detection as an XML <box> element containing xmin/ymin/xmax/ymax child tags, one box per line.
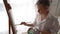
<box><xmin>15</xmin><ymin>22</ymin><xmax>34</xmax><ymax>27</ymax></box>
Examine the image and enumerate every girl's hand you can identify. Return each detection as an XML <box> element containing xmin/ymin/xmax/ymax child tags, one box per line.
<box><xmin>20</xmin><ymin>22</ymin><xmax>26</xmax><ymax>25</ymax></box>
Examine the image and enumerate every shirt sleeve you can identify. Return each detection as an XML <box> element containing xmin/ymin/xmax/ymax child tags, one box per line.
<box><xmin>49</xmin><ymin>18</ymin><xmax>59</xmax><ymax>34</ymax></box>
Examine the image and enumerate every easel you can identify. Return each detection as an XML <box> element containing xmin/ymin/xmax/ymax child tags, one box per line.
<box><xmin>3</xmin><ymin>0</ymin><xmax>17</xmax><ymax>34</ymax></box>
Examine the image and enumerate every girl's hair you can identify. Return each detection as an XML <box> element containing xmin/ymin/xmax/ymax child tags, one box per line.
<box><xmin>36</xmin><ymin>0</ymin><xmax>52</xmax><ymax>7</ymax></box>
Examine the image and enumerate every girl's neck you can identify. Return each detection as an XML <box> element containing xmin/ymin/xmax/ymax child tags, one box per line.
<box><xmin>40</xmin><ymin>11</ymin><xmax>49</xmax><ymax>20</ymax></box>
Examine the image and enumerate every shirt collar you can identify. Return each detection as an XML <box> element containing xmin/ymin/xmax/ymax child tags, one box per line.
<box><xmin>37</xmin><ymin>12</ymin><xmax>51</xmax><ymax>23</ymax></box>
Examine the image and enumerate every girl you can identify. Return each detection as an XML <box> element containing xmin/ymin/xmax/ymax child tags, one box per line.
<box><xmin>20</xmin><ymin>0</ymin><xmax>59</xmax><ymax>34</ymax></box>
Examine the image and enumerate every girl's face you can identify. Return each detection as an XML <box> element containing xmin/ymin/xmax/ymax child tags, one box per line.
<box><xmin>37</xmin><ymin>4</ymin><xmax>49</xmax><ymax>14</ymax></box>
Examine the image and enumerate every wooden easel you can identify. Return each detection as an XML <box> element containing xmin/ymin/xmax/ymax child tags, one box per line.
<box><xmin>3</xmin><ymin>0</ymin><xmax>17</xmax><ymax>34</ymax></box>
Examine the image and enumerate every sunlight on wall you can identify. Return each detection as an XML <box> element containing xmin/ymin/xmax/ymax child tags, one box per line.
<box><xmin>8</xmin><ymin>0</ymin><xmax>37</xmax><ymax>24</ymax></box>
<box><xmin>0</xmin><ymin>11</ymin><xmax>8</xmax><ymax>32</ymax></box>
<box><xmin>0</xmin><ymin>10</ymin><xmax>8</xmax><ymax>33</ymax></box>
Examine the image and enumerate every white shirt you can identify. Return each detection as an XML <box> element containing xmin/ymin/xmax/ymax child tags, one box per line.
<box><xmin>33</xmin><ymin>13</ymin><xmax>47</xmax><ymax>30</ymax></box>
<box><xmin>33</xmin><ymin>13</ymin><xmax>59</xmax><ymax>34</ymax></box>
